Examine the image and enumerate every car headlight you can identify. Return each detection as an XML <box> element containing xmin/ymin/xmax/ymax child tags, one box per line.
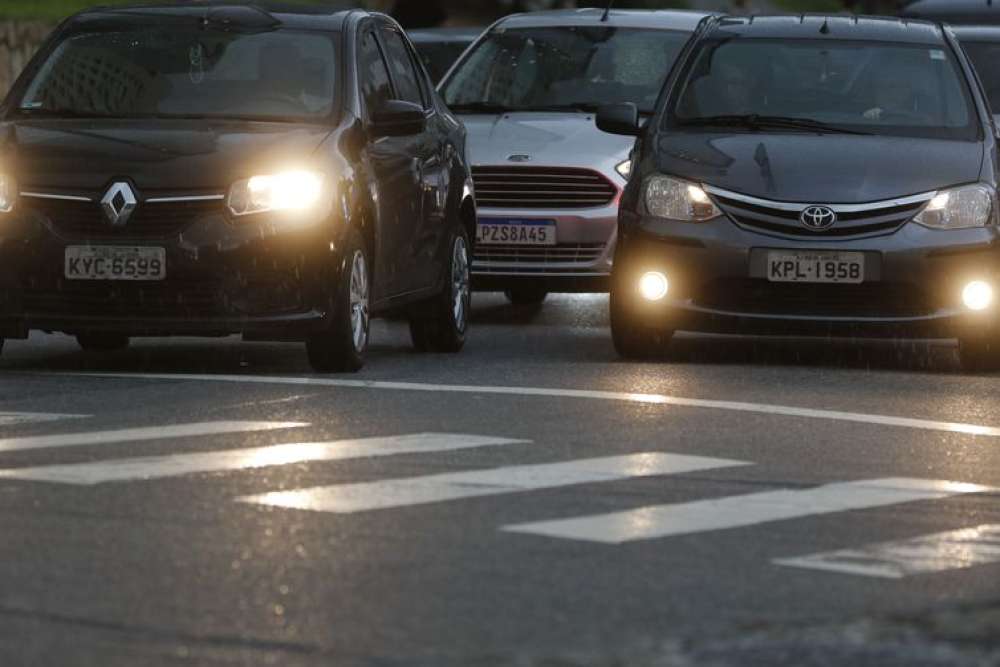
<box><xmin>0</xmin><ymin>174</ymin><xmax>15</xmax><ymax>213</ymax></box>
<box><xmin>227</xmin><ymin>170</ymin><xmax>327</xmax><ymax>218</ymax></box>
<box><xmin>643</xmin><ymin>175</ymin><xmax>720</xmax><ymax>222</ymax></box>
<box><xmin>615</xmin><ymin>160</ymin><xmax>632</xmax><ymax>180</ymax></box>
<box><xmin>913</xmin><ymin>183</ymin><xmax>994</xmax><ymax>230</ymax></box>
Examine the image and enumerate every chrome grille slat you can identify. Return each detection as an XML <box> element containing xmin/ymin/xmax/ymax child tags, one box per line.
<box><xmin>474</xmin><ymin>243</ymin><xmax>604</xmax><ymax>272</ymax></box>
<box><xmin>711</xmin><ymin>190</ymin><xmax>928</xmax><ymax>240</ymax></box>
<box><xmin>472</xmin><ymin>167</ymin><xmax>616</xmax><ymax>209</ymax></box>
<box><xmin>26</xmin><ymin>197</ymin><xmax>223</xmax><ymax>239</ymax></box>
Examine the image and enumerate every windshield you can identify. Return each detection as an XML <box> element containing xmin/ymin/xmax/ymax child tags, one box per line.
<box><xmin>960</xmin><ymin>41</ymin><xmax>1000</xmax><ymax>113</ymax></box>
<box><xmin>441</xmin><ymin>26</ymin><xmax>690</xmax><ymax>113</ymax></box>
<box><xmin>16</xmin><ymin>26</ymin><xmax>338</xmax><ymax>121</ymax></box>
<box><xmin>666</xmin><ymin>38</ymin><xmax>979</xmax><ymax>140</ymax></box>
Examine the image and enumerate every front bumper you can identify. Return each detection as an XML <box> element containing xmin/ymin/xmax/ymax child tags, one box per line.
<box><xmin>617</xmin><ymin>211</ymin><xmax>1000</xmax><ymax>338</ymax></box>
<box><xmin>472</xmin><ymin>202</ymin><xmax>618</xmax><ymax>291</ymax></box>
<box><xmin>0</xmin><ymin>205</ymin><xmax>346</xmax><ymax>341</ymax></box>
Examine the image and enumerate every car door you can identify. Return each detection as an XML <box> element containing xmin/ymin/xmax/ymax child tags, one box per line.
<box><xmin>357</xmin><ymin>24</ymin><xmax>424</xmax><ymax>300</ymax></box>
<box><xmin>377</xmin><ymin>23</ymin><xmax>445</xmax><ymax>292</ymax></box>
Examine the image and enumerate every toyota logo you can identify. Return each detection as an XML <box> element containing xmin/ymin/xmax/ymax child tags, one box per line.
<box><xmin>799</xmin><ymin>205</ymin><xmax>837</xmax><ymax>231</ymax></box>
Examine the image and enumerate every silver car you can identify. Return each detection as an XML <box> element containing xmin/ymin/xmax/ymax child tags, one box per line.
<box><xmin>439</xmin><ymin>9</ymin><xmax>709</xmax><ymax>304</ymax></box>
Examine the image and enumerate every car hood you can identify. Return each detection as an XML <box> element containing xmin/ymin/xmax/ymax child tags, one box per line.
<box><xmin>461</xmin><ymin>112</ymin><xmax>634</xmax><ymax>175</ymax></box>
<box><xmin>1</xmin><ymin>119</ymin><xmax>333</xmax><ymax>193</ymax></box>
<box><xmin>656</xmin><ymin>133</ymin><xmax>985</xmax><ymax>203</ymax></box>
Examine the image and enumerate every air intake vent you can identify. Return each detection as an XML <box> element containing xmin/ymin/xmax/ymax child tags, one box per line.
<box><xmin>26</xmin><ymin>197</ymin><xmax>223</xmax><ymax>239</ymax></box>
<box><xmin>472</xmin><ymin>167</ymin><xmax>616</xmax><ymax>209</ymax></box>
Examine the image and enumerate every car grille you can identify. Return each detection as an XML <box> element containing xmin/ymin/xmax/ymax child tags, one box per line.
<box><xmin>472</xmin><ymin>167</ymin><xmax>617</xmax><ymax>209</ymax></box>
<box><xmin>711</xmin><ymin>191</ymin><xmax>929</xmax><ymax>240</ymax></box>
<box><xmin>692</xmin><ymin>279</ymin><xmax>935</xmax><ymax>318</ymax></box>
<box><xmin>473</xmin><ymin>243</ymin><xmax>605</xmax><ymax>274</ymax></box>
<box><xmin>21</xmin><ymin>281</ymin><xmax>225</xmax><ymax>318</ymax></box>
<box><xmin>26</xmin><ymin>197</ymin><xmax>223</xmax><ymax>239</ymax></box>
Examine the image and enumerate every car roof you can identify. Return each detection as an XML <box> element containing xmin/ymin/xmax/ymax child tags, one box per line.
<box><xmin>493</xmin><ymin>8</ymin><xmax>713</xmax><ymax>32</ymax></box>
<box><xmin>69</xmin><ymin>2</ymin><xmax>359</xmax><ymax>31</ymax></box>
<box><xmin>407</xmin><ymin>27</ymin><xmax>483</xmax><ymax>44</ymax></box>
<box><xmin>901</xmin><ymin>0</ymin><xmax>1000</xmax><ymax>24</ymax></box>
<box><xmin>704</xmin><ymin>14</ymin><xmax>947</xmax><ymax>45</ymax></box>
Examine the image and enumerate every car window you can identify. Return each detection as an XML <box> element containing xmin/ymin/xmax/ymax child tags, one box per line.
<box><xmin>358</xmin><ymin>29</ymin><xmax>394</xmax><ymax>120</ymax></box>
<box><xmin>441</xmin><ymin>27</ymin><xmax>690</xmax><ymax>113</ymax></box>
<box><xmin>666</xmin><ymin>38</ymin><xmax>979</xmax><ymax>140</ymax></box>
<box><xmin>379</xmin><ymin>27</ymin><xmax>426</xmax><ymax>107</ymax></box>
<box><xmin>18</xmin><ymin>27</ymin><xmax>337</xmax><ymax>120</ymax></box>
<box><xmin>413</xmin><ymin>41</ymin><xmax>471</xmax><ymax>83</ymax></box>
<box><xmin>960</xmin><ymin>41</ymin><xmax>1000</xmax><ymax>113</ymax></box>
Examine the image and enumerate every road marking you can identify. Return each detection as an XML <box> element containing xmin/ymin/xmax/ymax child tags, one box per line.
<box><xmin>774</xmin><ymin>524</ymin><xmax>1000</xmax><ymax>579</ymax></box>
<box><xmin>0</xmin><ymin>433</ymin><xmax>527</xmax><ymax>485</ymax></box>
<box><xmin>503</xmin><ymin>478</ymin><xmax>996</xmax><ymax>544</ymax></box>
<box><xmin>52</xmin><ymin>372</ymin><xmax>1000</xmax><ymax>439</ymax></box>
<box><xmin>0</xmin><ymin>421</ymin><xmax>308</xmax><ymax>454</ymax></box>
<box><xmin>0</xmin><ymin>412</ymin><xmax>90</xmax><ymax>426</ymax></box>
<box><xmin>239</xmin><ymin>452</ymin><xmax>750</xmax><ymax>514</ymax></box>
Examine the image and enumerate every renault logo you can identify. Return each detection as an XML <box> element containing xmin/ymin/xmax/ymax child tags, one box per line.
<box><xmin>799</xmin><ymin>205</ymin><xmax>837</xmax><ymax>232</ymax></box>
<box><xmin>101</xmin><ymin>182</ymin><xmax>137</xmax><ymax>227</ymax></box>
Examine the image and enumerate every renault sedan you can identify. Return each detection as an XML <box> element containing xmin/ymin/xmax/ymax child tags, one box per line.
<box><xmin>600</xmin><ymin>16</ymin><xmax>1000</xmax><ymax>371</ymax></box>
<box><xmin>0</xmin><ymin>3</ymin><xmax>476</xmax><ymax>372</ymax></box>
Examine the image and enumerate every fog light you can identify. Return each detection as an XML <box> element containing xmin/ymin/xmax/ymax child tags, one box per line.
<box><xmin>963</xmin><ymin>281</ymin><xmax>994</xmax><ymax>311</ymax></box>
<box><xmin>639</xmin><ymin>271</ymin><xmax>669</xmax><ymax>301</ymax></box>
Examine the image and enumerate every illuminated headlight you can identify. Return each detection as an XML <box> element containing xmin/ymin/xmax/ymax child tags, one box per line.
<box><xmin>963</xmin><ymin>281</ymin><xmax>994</xmax><ymax>311</ymax></box>
<box><xmin>615</xmin><ymin>159</ymin><xmax>632</xmax><ymax>180</ymax></box>
<box><xmin>0</xmin><ymin>174</ymin><xmax>15</xmax><ymax>213</ymax></box>
<box><xmin>644</xmin><ymin>175</ymin><xmax>720</xmax><ymax>222</ymax></box>
<box><xmin>227</xmin><ymin>170</ymin><xmax>327</xmax><ymax>218</ymax></box>
<box><xmin>913</xmin><ymin>183</ymin><xmax>994</xmax><ymax>230</ymax></box>
<box><xmin>639</xmin><ymin>271</ymin><xmax>669</xmax><ymax>301</ymax></box>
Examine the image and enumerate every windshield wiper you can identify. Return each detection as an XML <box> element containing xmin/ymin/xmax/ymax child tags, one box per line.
<box><xmin>677</xmin><ymin>114</ymin><xmax>871</xmax><ymax>136</ymax></box>
<box><xmin>14</xmin><ymin>107</ymin><xmax>115</xmax><ymax>119</ymax></box>
<box><xmin>447</xmin><ymin>102</ymin><xmax>516</xmax><ymax>114</ymax></box>
<box><xmin>528</xmin><ymin>103</ymin><xmax>602</xmax><ymax>113</ymax></box>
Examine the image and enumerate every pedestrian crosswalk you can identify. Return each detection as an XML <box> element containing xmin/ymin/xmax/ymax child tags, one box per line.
<box><xmin>1</xmin><ymin>418</ymin><xmax>998</xmax><ymax>581</ymax></box>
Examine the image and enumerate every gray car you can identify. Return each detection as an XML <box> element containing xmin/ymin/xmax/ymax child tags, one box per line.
<box><xmin>439</xmin><ymin>9</ymin><xmax>709</xmax><ymax>304</ymax></box>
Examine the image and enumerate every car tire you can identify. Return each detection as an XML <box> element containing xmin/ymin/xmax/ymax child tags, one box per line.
<box><xmin>959</xmin><ymin>335</ymin><xmax>1000</xmax><ymax>373</ymax></box>
<box><xmin>306</xmin><ymin>228</ymin><xmax>370</xmax><ymax>373</ymax></box>
<box><xmin>504</xmin><ymin>285</ymin><xmax>548</xmax><ymax>305</ymax></box>
<box><xmin>610</xmin><ymin>278</ymin><xmax>673</xmax><ymax>360</ymax></box>
<box><xmin>409</xmin><ymin>226</ymin><xmax>471</xmax><ymax>353</ymax></box>
<box><xmin>77</xmin><ymin>333</ymin><xmax>130</xmax><ymax>351</ymax></box>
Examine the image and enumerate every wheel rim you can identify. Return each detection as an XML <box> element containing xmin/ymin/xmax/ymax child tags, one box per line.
<box><xmin>349</xmin><ymin>250</ymin><xmax>369</xmax><ymax>352</ymax></box>
<box><xmin>451</xmin><ymin>236</ymin><xmax>470</xmax><ymax>331</ymax></box>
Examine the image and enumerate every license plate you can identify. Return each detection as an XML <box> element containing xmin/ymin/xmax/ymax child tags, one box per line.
<box><xmin>767</xmin><ymin>251</ymin><xmax>864</xmax><ymax>284</ymax></box>
<box><xmin>65</xmin><ymin>246</ymin><xmax>166</xmax><ymax>281</ymax></box>
<box><xmin>476</xmin><ymin>218</ymin><xmax>556</xmax><ymax>246</ymax></box>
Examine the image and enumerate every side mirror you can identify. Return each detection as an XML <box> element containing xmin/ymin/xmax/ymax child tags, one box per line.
<box><xmin>371</xmin><ymin>100</ymin><xmax>427</xmax><ymax>137</ymax></box>
<box><xmin>597</xmin><ymin>103</ymin><xmax>640</xmax><ymax>137</ymax></box>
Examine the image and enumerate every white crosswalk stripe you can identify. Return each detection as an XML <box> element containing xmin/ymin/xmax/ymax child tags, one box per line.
<box><xmin>503</xmin><ymin>478</ymin><xmax>997</xmax><ymax>544</ymax></box>
<box><xmin>238</xmin><ymin>453</ymin><xmax>750</xmax><ymax>514</ymax></box>
<box><xmin>773</xmin><ymin>524</ymin><xmax>1000</xmax><ymax>579</ymax></box>
<box><xmin>0</xmin><ymin>412</ymin><xmax>90</xmax><ymax>426</ymax></box>
<box><xmin>0</xmin><ymin>433</ymin><xmax>528</xmax><ymax>485</ymax></box>
<box><xmin>0</xmin><ymin>421</ymin><xmax>308</xmax><ymax>454</ymax></box>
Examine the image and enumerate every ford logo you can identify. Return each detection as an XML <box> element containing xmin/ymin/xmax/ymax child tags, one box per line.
<box><xmin>799</xmin><ymin>205</ymin><xmax>837</xmax><ymax>231</ymax></box>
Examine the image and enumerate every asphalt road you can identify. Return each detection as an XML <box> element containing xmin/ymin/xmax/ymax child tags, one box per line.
<box><xmin>1</xmin><ymin>293</ymin><xmax>1000</xmax><ymax>666</ymax></box>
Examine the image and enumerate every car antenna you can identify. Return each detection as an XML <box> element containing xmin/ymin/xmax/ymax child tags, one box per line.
<box><xmin>601</xmin><ymin>0</ymin><xmax>615</xmax><ymax>22</ymax></box>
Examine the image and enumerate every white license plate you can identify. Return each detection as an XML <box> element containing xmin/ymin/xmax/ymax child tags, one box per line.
<box><xmin>767</xmin><ymin>251</ymin><xmax>864</xmax><ymax>284</ymax></box>
<box><xmin>476</xmin><ymin>219</ymin><xmax>557</xmax><ymax>246</ymax></box>
<box><xmin>65</xmin><ymin>246</ymin><xmax>166</xmax><ymax>281</ymax></box>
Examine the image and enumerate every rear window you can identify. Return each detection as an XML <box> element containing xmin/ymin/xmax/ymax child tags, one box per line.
<box><xmin>665</xmin><ymin>37</ymin><xmax>980</xmax><ymax>140</ymax></box>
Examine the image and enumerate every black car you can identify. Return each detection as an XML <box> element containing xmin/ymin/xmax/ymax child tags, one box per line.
<box><xmin>598</xmin><ymin>15</ymin><xmax>1000</xmax><ymax>371</ymax></box>
<box><xmin>0</xmin><ymin>3</ymin><xmax>477</xmax><ymax>372</ymax></box>
<box><xmin>408</xmin><ymin>27</ymin><xmax>481</xmax><ymax>83</ymax></box>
